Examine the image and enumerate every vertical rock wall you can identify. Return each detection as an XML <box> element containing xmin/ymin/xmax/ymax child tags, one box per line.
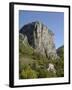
<box><xmin>20</xmin><ymin>21</ymin><xmax>58</xmax><ymax>59</ymax></box>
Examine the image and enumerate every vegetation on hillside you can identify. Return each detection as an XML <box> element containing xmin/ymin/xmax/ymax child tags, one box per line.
<box><xmin>19</xmin><ymin>38</ymin><xmax>64</xmax><ymax>79</ymax></box>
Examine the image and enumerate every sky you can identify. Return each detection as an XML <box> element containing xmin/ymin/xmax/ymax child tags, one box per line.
<box><xmin>19</xmin><ymin>10</ymin><xmax>64</xmax><ymax>49</ymax></box>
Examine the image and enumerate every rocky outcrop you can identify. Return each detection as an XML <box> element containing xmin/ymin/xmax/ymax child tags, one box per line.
<box><xmin>47</xmin><ymin>63</ymin><xmax>56</xmax><ymax>73</ymax></box>
<box><xmin>19</xmin><ymin>21</ymin><xmax>58</xmax><ymax>59</ymax></box>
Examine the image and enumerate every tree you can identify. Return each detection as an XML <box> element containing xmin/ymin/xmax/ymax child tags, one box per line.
<box><xmin>20</xmin><ymin>66</ymin><xmax>38</xmax><ymax>79</ymax></box>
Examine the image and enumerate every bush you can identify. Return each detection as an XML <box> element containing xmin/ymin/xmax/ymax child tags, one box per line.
<box><xmin>20</xmin><ymin>66</ymin><xmax>38</xmax><ymax>79</ymax></box>
<box><xmin>55</xmin><ymin>59</ymin><xmax>64</xmax><ymax>77</ymax></box>
<box><xmin>47</xmin><ymin>71</ymin><xmax>57</xmax><ymax>77</ymax></box>
<box><xmin>37</xmin><ymin>68</ymin><xmax>48</xmax><ymax>78</ymax></box>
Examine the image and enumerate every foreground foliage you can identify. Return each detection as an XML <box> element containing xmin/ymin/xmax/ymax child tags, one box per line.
<box><xmin>19</xmin><ymin>39</ymin><xmax>64</xmax><ymax>79</ymax></box>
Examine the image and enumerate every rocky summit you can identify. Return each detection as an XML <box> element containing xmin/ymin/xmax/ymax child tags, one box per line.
<box><xmin>19</xmin><ymin>21</ymin><xmax>58</xmax><ymax>59</ymax></box>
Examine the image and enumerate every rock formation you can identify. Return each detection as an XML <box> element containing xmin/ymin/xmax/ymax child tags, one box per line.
<box><xmin>19</xmin><ymin>21</ymin><xmax>58</xmax><ymax>59</ymax></box>
<box><xmin>47</xmin><ymin>63</ymin><xmax>56</xmax><ymax>73</ymax></box>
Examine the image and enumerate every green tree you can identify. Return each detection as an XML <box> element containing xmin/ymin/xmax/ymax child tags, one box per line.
<box><xmin>37</xmin><ymin>68</ymin><xmax>48</xmax><ymax>78</ymax></box>
<box><xmin>20</xmin><ymin>66</ymin><xmax>38</xmax><ymax>79</ymax></box>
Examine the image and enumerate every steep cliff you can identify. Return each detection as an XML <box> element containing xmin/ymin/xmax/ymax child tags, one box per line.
<box><xmin>19</xmin><ymin>21</ymin><xmax>58</xmax><ymax>59</ymax></box>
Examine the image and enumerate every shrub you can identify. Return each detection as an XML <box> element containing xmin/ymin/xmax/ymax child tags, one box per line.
<box><xmin>20</xmin><ymin>66</ymin><xmax>38</xmax><ymax>79</ymax></box>
<box><xmin>37</xmin><ymin>68</ymin><xmax>48</xmax><ymax>78</ymax></box>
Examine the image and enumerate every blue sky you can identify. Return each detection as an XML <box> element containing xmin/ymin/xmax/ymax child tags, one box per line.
<box><xmin>19</xmin><ymin>10</ymin><xmax>64</xmax><ymax>49</ymax></box>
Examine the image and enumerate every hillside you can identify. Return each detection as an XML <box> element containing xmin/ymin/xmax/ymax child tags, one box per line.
<box><xmin>57</xmin><ymin>45</ymin><xmax>64</xmax><ymax>58</ymax></box>
<box><xmin>19</xmin><ymin>38</ymin><xmax>57</xmax><ymax>79</ymax></box>
<box><xmin>56</xmin><ymin>45</ymin><xmax>64</xmax><ymax>77</ymax></box>
<box><xmin>19</xmin><ymin>21</ymin><xmax>64</xmax><ymax>79</ymax></box>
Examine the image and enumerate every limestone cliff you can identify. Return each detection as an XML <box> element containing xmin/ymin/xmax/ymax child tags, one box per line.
<box><xmin>19</xmin><ymin>21</ymin><xmax>58</xmax><ymax>59</ymax></box>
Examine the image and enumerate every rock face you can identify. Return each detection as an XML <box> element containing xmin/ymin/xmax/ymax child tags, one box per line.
<box><xmin>19</xmin><ymin>21</ymin><xmax>58</xmax><ymax>59</ymax></box>
<box><xmin>47</xmin><ymin>63</ymin><xmax>56</xmax><ymax>73</ymax></box>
